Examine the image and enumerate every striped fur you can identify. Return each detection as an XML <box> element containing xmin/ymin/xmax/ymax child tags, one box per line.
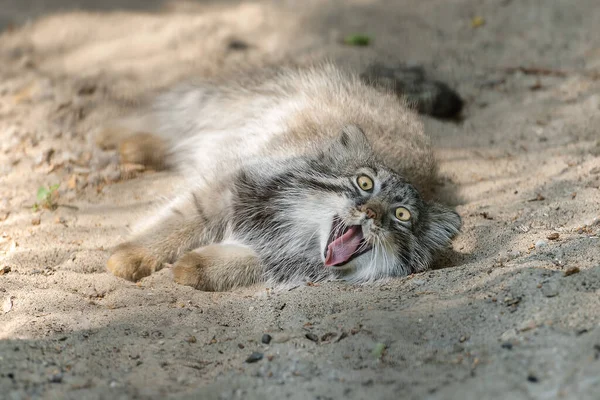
<box><xmin>103</xmin><ymin>64</ymin><xmax>461</xmax><ymax>290</ymax></box>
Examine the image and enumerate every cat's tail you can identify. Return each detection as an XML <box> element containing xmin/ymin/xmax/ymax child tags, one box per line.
<box><xmin>360</xmin><ymin>63</ymin><xmax>464</xmax><ymax>120</ymax></box>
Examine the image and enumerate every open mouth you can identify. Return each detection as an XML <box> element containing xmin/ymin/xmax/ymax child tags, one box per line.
<box><xmin>324</xmin><ymin>216</ymin><xmax>372</xmax><ymax>267</ymax></box>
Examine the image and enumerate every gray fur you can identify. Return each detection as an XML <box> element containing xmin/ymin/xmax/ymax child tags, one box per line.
<box><xmin>104</xmin><ymin>64</ymin><xmax>462</xmax><ymax>288</ymax></box>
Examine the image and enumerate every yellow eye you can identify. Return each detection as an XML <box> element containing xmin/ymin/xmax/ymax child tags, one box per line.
<box><xmin>356</xmin><ymin>175</ymin><xmax>374</xmax><ymax>191</ymax></box>
<box><xmin>395</xmin><ymin>207</ymin><xmax>411</xmax><ymax>221</ymax></box>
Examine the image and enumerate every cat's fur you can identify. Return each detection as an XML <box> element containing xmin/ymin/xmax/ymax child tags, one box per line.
<box><xmin>100</xmin><ymin>64</ymin><xmax>461</xmax><ymax>291</ymax></box>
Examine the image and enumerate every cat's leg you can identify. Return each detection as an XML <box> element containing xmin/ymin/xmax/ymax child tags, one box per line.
<box><xmin>172</xmin><ymin>243</ymin><xmax>263</xmax><ymax>291</ymax></box>
<box><xmin>107</xmin><ymin>192</ymin><xmax>224</xmax><ymax>281</ymax></box>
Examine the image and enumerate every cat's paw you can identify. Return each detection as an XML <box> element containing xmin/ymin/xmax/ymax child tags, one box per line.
<box><xmin>118</xmin><ymin>132</ymin><xmax>167</xmax><ymax>170</ymax></box>
<box><xmin>106</xmin><ymin>242</ymin><xmax>162</xmax><ymax>282</ymax></box>
<box><xmin>171</xmin><ymin>252</ymin><xmax>213</xmax><ymax>291</ymax></box>
<box><xmin>96</xmin><ymin>128</ymin><xmax>167</xmax><ymax>170</ymax></box>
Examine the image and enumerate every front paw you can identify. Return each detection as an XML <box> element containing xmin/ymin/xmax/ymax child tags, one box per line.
<box><xmin>172</xmin><ymin>252</ymin><xmax>212</xmax><ymax>291</ymax></box>
<box><xmin>106</xmin><ymin>242</ymin><xmax>161</xmax><ymax>282</ymax></box>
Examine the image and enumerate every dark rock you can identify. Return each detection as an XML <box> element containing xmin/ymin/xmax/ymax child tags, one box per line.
<box><xmin>305</xmin><ymin>333</ymin><xmax>319</xmax><ymax>343</ymax></box>
<box><xmin>245</xmin><ymin>352</ymin><xmax>263</xmax><ymax>363</ymax></box>
<box><xmin>261</xmin><ymin>334</ymin><xmax>272</xmax><ymax>344</ymax></box>
<box><xmin>501</xmin><ymin>342</ymin><xmax>513</xmax><ymax>350</ymax></box>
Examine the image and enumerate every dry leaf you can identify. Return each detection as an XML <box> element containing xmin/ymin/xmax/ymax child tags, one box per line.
<box><xmin>471</xmin><ymin>16</ymin><xmax>485</xmax><ymax>28</ymax></box>
<box><xmin>67</xmin><ymin>175</ymin><xmax>78</xmax><ymax>190</ymax></box>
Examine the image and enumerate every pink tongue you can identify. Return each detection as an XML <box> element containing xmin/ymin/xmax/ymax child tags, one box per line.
<box><xmin>325</xmin><ymin>226</ymin><xmax>363</xmax><ymax>266</ymax></box>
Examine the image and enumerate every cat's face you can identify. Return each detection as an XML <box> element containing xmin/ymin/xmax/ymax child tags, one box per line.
<box><xmin>233</xmin><ymin>125</ymin><xmax>461</xmax><ymax>284</ymax></box>
<box><xmin>306</xmin><ymin>125</ymin><xmax>461</xmax><ymax>282</ymax></box>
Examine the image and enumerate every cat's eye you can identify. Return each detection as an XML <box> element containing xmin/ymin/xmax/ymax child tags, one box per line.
<box><xmin>356</xmin><ymin>175</ymin><xmax>374</xmax><ymax>192</ymax></box>
<box><xmin>395</xmin><ymin>207</ymin><xmax>411</xmax><ymax>221</ymax></box>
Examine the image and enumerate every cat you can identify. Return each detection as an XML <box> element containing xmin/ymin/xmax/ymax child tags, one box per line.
<box><xmin>98</xmin><ymin>63</ymin><xmax>462</xmax><ymax>291</ymax></box>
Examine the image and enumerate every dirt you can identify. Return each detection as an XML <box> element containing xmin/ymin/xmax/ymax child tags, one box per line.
<box><xmin>1</xmin><ymin>0</ymin><xmax>600</xmax><ymax>399</ymax></box>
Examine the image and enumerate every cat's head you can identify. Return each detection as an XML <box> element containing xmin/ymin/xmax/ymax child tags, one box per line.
<box><xmin>304</xmin><ymin>125</ymin><xmax>461</xmax><ymax>282</ymax></box>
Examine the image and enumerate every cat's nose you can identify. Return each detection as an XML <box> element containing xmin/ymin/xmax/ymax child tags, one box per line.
<box><xmin>365</xmin><ymin>207</ymin><xmax>378</xmax><ymax>220</ymax></box>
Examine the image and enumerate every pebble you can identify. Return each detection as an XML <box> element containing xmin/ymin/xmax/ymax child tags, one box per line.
<box><xmin>261</xmin><ymin>334</ymin><xmax>272</xmax><ymax>345</ymax></box>
<box><xmin>31</xmin><ymin>216</ymin><xmax>41</xmax><ymax>226</ymax></box>
<box><xmin>541</xmin><ymin>282</ymin><xmax>559</xmax><ymax>297</ymax></box>
<box><xmin>535</xmin><ymin>240</ymin><xmax>547</xmax><ymax>249</ymax></box>
<box><xmin>305</xmin><ymin>333</ymin><xmax>319</xmax><ymax>343</ymax></box>
<box><xmin>272</xmin><ymin>334</ymin><xmax>291</xmax><ymax>343</ymax></box>
<box><xmin>501</xmin><ymin>342</ymin><xmax>513</xmax><ymax>350</ymax></box>
<box><xmin>3</xmin><ymin>296</ymin><xmax>13</xmax><ymax>313</ymax></box>
<box><xmin>546</xmin><ymin>233</ymin><xmax>560</xmax><ymax>240</ymax></box>
<box><xmin>499</xmin><ymin>328</ymin><xmax>518</xmax><ymax>342</ymax></box>
<box><xmin>564</xmin><ymin>267</ymin><xmax>580</xmax><ymax>277</ymax></box>
<box><xmin>245</xmin><ymin>352</ymin><xmax>263</xmax><ymax>363</ymax></box>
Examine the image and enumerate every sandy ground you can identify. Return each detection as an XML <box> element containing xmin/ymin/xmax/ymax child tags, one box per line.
<box><xmin>1</xmin><ymin>0</ymin><xmax>600</xmax><ymax>399</ymax></box>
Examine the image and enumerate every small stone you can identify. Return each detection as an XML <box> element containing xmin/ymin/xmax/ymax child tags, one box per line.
<box><xmin>527</xmin><ymin>374</ymin><xmax>539</xmax><ymax>383</ymax></box>
<box><xmin>0</xmin><ymin>266</ymin><xmax>11</xmax><ymax>275</ymax></box>
<box><xmin>459</xmin><ymin>335</ymin><xmax>469</xmax><ymax>343</ymax></box>
<box><xmin>31</xmin><ymin>216</ymin><xmax>41</xmax><ymax>226</ymax></box>
<box><xmin>261</xmin><ymin>334</ymin><xmax>272</xmax><ymax>344</ymax></box>
<box><xmin>272</xmin><ymin>334</ymin><xmax>291</xmax><ymax>343</ymax></box>
<box><xmin>228</xmin><ymin>39</ymin><xmax>249</xmax><ymax>50</ymax></box>
<box><xmin>3</xmin><ymin>296</ymin><xmax>13</xmax><ymax>313</ymax></box>
<box><xmin>305</xmin><ymin>333</ymin><xmax>319</xmax><ymax>343</ymax></box>
<box><xmin>245</xmin><ymin>352</ymin><xmax>263</xmax><ymax>363</ymax></box>
<box><xmin>500</xmin><ymin>328</ymin><xmax>518</xmax><ymax>342</ymax></box>
<box><xmin>237</xmin><ymin>343</ymin><xmax>245</xmax><ymax>349</ymax></box>
<box><xmin>535</xmin><ymin>240</ymin><xmax>547</xmax><ymax>249</ymax></box>
<box><xmin>546</xmin><ymin>233</ymin><xmax>560</xmax><ymax>240</ymax></box>
<box><xmin>564</xmin><ymin>267</ymin><xmax>580</xmax><ymax>277</ymax></box>
<box><xmin>54</xmin><ymin>216</ymin><xmax>66</xmax><ymax>224</ymax></box>
<box><xmin>501</xmin><ymin>342</ymin><xmax>513</xmax><ymax>350</ymax></box>
<box><xmin>541</xmin><ymin>282</ymin><xmax>559</xmax><ymax>297</ymax></box>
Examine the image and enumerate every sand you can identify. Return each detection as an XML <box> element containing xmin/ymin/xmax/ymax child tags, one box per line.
<box><xmin>1</xmin><ymin>0</ymin><xmax>600</xmax><ymax>399</ymax></box>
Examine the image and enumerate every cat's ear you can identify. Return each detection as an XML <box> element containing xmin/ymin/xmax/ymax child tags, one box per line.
<box><xmin>413</xmin><ymin>202</ymin><xmax>461</xmax><ymax>272</ymax></box>
<box><xmin>325</xmin><ymin>124</ymin><xmax>372</xmax><ymax>160</ymax></box>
